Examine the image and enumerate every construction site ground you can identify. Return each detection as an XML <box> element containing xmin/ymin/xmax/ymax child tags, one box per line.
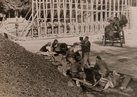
<box><xmin>17</xmin><ymin>28</ymin><xmax>137</xmax><ymax>79</ymax></box>
<box><xmin>16</xmin><ymin>28</ymin><xmax>137</xmax><ymax>97</ymax></box>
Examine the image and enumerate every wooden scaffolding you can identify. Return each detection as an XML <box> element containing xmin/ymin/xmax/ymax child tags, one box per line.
<box><xmin>20</xmin><ymin>0</ymin><xmax>130</xmax><ymax>39</ymax></box>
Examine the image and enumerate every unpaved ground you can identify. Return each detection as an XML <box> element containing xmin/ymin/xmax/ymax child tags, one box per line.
<box><xmin>17</xmin><ymin>28</ymin><xmax>137</xmax><ymax>97</ymax></box>
<box><xmin>17</xmin><ymin>29</ymin><xmax>137</xmax><ymax>78</ymax></box>
<box><xmin>0</xmin><ymin>35</ymin><xmax>85</xmax><ymax>97</ymax></box>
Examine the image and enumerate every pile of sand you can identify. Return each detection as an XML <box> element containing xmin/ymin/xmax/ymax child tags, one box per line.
<box><xmin>0</xmin><ymin>35</ymin><xmax>84</xmax><ymax>97</ymax></box>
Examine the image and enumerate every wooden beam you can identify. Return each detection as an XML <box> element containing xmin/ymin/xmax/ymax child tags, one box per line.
<box><xmin>95</xmin><ymin>0</ymin><xmax>99</xmax><ymax>33</ymax></box>
<box><xmin>63</xmin><ymin>0</ymin><xmax>67</xmax><ymax>36</ymax></box>
<box><xmin>42</xmin><ymin>0</ymin><xmax>47</xmax><ymax>37</ymax></box>
<box><xmin>75</xmin><ymin>0</ymin><xmax>78</xmax><ymax>35</ymax></box>
<box><xmin>38</xmin><ymin>0</ymin><xmax>42</xmax><ymax>37</ymax></box>
<box><xmin>35</xmin><ymin>0</ymin><xmax>39</xmax><ymax>37</ymax></box>
<box><xmin>19</xmin><ymin>0</ymin><xmax>132</xmax><ymax>40</ymax></box>
<box><xmin>100</xmin><ymin>0</ymin><xmax>103</xmax><ymax>32</ymax></box>
<box><xmin>23</xmin><ymin>12</ymin><xmax>38</xmax><ymax>37</ymax></box>
<box><xmin>81</xmin><ymin>0</ymin><xmax>84</xmax><ymax>34</ymax></box>
<box><xmin>86</xmin><ymin>0</ymin><xmax>89</xmax><ymax>34</ymax></box>
<box><xmin>110</xmin><ymin>0</ymin><xmax>112</xmax><ymax>17</ymax></box>
<box><xmin>120</xmin><ymin>75</ymin><xmax>131</xmax><ymax>90</ymax></box>
<box><xmin>104</xmin><ymin>0</ymin><xmax>108</xmax><ymax>23</ymax></box>
<box><xmin>90</xmin><ymin>0</ymin><xmax>93</xmax><ymax>33</ymax></box>
<box><xmin>117</xmin><ymin>0</ymin><xmax>120</xmax><ymax>17</ymax></box>
<box><xmin>57</xmin><ymin>0</ymin><xmax>60</xmax><ymax>35</ymax></box>
<box><xmin>113</xmin><ymin>0</ymin><xmax>116</xmax><ymax>17</ymax></box>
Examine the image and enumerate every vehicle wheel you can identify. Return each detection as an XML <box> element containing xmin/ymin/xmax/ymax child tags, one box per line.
<box><xmin>120</xmin><ymin>43</ymin><xmax>123</xmax><ymax>47</ymax></box>
<box><xmin>102</xmin><ymin>36</ymin><xmax>106</xmax><ymax>46</ymax></box>
<box><xmin>120</xmin><ymin>38</ymin><xmax>123</xmax><ymax>47</ymax></box>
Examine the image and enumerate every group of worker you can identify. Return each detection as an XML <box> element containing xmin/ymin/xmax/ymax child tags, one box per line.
<box><xmin>39</xmin><ymin>36</ymin><xmax>111</xmax><ymax>88</ymax></box>
<box><xmin>37</xmin><ymin>14</ymin><xmax>130</xmax><ymax>90</ymax></box>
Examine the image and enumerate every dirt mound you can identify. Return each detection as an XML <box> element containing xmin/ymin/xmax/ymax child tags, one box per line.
<box><xmin>0</xmin><ymin>35</ymin><xmax>83</xmax><ymax>97</ymax></box>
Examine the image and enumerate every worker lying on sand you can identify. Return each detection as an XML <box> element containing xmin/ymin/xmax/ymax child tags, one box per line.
<box><xmin>37</xmin><ymin>39</ymin><xmax>59</xmax><ymax>56</ymax></box>
<box><xmin>37</xmin><ymin>42</ymin><xmax>53</xmax><ymax>56</ymax></box>
<box><xmin>66</xmin><ymin>56</ymin><xmax>86</xmax><ymax>86</ymax></box>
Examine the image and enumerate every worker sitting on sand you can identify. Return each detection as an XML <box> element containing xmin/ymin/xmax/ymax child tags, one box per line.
<box><xmin>53</xmin><ymin>42</ymin><xmax>68</xmax><ymax>55</ymax></box>
<box><xmin>93</xmin><ymin>56</ymin><xmax>117</xmax><ymax>89</ymax></box>
<box><xmin>93</xmin><ymin>56</ymin><xmax>110</xmax><ymax>83</ymax></box>
<box><xmin>66</xmin><ymin>56</ymin><xmax>86</xmax><ymax>82</ymax></box>
<box><xmin>94</xmin><ymin>56</ymin><xmax>109</xmax><ymax>77</ymax></box>
<box><xmin>66</xmin><ymin>42</ymin><xmax>82</xmax><ymax>62</ymax></box>
<box><xmin>51</xmin><ymin>39</ymin><xmax>59</xmax><ymax>52</ymax></box>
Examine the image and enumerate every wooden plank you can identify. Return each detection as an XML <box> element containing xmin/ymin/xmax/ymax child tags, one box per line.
<box><xmin>57</xmin><ymin>0</ymin><xmax>60</xmax><ymax>35</ymax></box>
<box><xmin>104</xmin><ymin>88</ymin><xmax>130</xmax><ymax>96</ymax></box>
<box><xmin>86</xmin><ymin>0</ymin><xmax>89</xmax><ymax>34</ymax></box>
<box><xmin>100</xmin><ymin>0</ymin><xmax>103</xmax><ymax>32</ymax></box>
<box><xmin>90</xmin><ymin>0</ymin><xmax>93</xmax><ymax>33</ymax></box>
<box><xmin>117</xmin><ymin>0</ymin><xmax>120</xmax><ymax>17</ymax></box>
<box><xmin>50</xmin><ymin>0</ymin><xmax>54</xmax><ymax>35</ymax></box>
<box><xmin>120</xmin><ymin>76</ymin><xmax>131</xmax><ymax>90</ymax></box>
<box><xmin>109</xmin><ymin>0</ymin><xmax>112</xmax><ymax>18</ymax></box>
<box><xmin>81</xmin><ymin>0</ymin><xmax>84</xmax><ymax>34</ymax></box>
<box><xmin>38</xmin><ymin>0</ymin><xmax>42</xmax><ymax>37</ymax></box>
<box><xmin>130</xmin><ymin>0</ymin><xmax>132</xmax><ymax>6</ymax></box>
<box><xmin>63</xmin><ymin>0</ymin><xmax>67</xmax><ymax>36</ymax></box>
<box><xmin>69</xmin><ymin>0</ymin><xmax>72</xmax><ymax>33</ymax></box>
<box><xmin>72</xmin><ymin>78</ymin><xmax>93</xmax><ymax>86</ymax></box>
<box><xmin>32</xmin><ymin>0</ymin><xmax>34</xmax><ymax>22</ymax></box>
<box><xmin>43</xmin><ymin>0</ymin><xmax>47</xmax><ymax>36</ymax></box>
<box><xmin>121</xmin><ymin>0</ymin><xmax>124</xmax><ymax>13</ymax></box>
<box><xmin>104</xmin><ymin>0</ymin><xmax>107</xmax><ymax>22</ymax></box>
<box><xmin>35</xmin><ymin>0</ymin><xmax>39</xmax><ymax>37</ymax></box>
<box><xmin>69</xmin><ymin>0</ymin><xmax>73</xmax><ymax>35</ymax></box>
<box><xmin>23</xmin><ymin>13</ymin><xmax>38</xmax><ymax>37</ymax></box>
<box><xmin>75</xmin><ymin>0</ymin><xmax>78</xmax><ymax>35</ymax></box>
<box><xmin>113</xmin><ymin>0</ymin><xmax>116</xmax><ymax>17</ymax></box>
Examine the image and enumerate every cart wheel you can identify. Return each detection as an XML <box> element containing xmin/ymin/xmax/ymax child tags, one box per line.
<box><xmin>120</xmin><ymin>37</ymin><xmax>124</xmax><ymax>47</ymax></box>
<box><xmin>112</xmin><ymin>42</ymin><xmax>114</xmax><ymax>46</ymax></box>
<box><xmin>112</xmin><ymin>39</ymin><xmax>114</xmax><ymax>46</ymax></box>
<box><xmin>120</xmin><ymin>42</ymin><xmax>123</xmax><ymax>47</ymax></box>
<box><xmin>105</xmin><ymin>39</ymin><xmax>106</xmax><ymax>45</ymax></box>
<box><xmin>102</xmin><ymin>35</ymin><xmax>106</xmax><ymax>46</ymax></box>
<box><xmin>120</xmin><ymin>39</ymin><xmax>123</xmax><ymax>47</ymax></box>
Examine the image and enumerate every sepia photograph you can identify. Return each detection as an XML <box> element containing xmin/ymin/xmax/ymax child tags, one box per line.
<box><xmin>0</xmin><ymin>0</ymin><xmax>137</xmax><ymax>97</ymax></box>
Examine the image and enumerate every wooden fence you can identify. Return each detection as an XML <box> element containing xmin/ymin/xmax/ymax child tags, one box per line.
<box><xmin>22</xmin><ymin>0</ymin><xmax>131</xmax><ymax>39</ymax></box>
<box><xmin>129</xmin><ymin>0</ymin><xmax>137</xmax><ymax>6</ymax></box>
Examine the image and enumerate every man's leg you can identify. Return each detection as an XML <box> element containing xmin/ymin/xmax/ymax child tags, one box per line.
<box><xmin>87</xmin><ymin>52</ymin><xmax>92</xmax><ymax>66</ymax></box>
<box><xmin>82</xmin><ymin>52</ymin><xmax>88</xmax><ymax>69</ymax></box>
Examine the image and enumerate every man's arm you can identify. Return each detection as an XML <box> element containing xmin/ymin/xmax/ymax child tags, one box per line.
<box><xmin>85</xmin><ymin>41</ymin><xmax>91</xmax><ymax>47</ymax></box>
